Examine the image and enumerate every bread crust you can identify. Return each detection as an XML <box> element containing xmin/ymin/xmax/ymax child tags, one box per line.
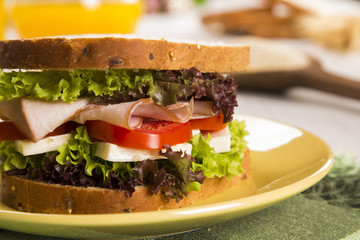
<box><xmin>0</xmin><ymin>36</ymin><xmax>249</xmax><ymax>72</ymax></box>
<box><xmin>1</xmin><ymin>149</ymin><xmax>251</xmax><ymax>214</ymax></box>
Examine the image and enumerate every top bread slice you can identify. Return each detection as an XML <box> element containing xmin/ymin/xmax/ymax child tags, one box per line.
<box><xmin>0</xmin><ymin>35</ymin><xmax>250</xmax><ymax>72</ymax></box>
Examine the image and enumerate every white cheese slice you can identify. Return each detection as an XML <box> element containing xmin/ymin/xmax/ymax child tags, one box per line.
<box><xmin>15</xmin><ymin>133</ymin><xmax>72</xmax><ymax>156</ymax></box>
<box><xmin>13</xmin><ymin>127</ymin><xmax>231</xmax><ymax>161</ymax></box>
<box><xmin>96</xmin><ymin>127</ymin><xmax>231</xmax><ymax>162</ymax></box>
<box><xmin>95</xmin><ymin>142</ymin><xmax>193</xmax><ymax>162</ymax></box>
<box><xmin>192</xmin><ymin>129</ymin><xmax>201</xmax><ymax>136</ymax></box>
<box><xmin>202</xmin><ymin>127</ymin><xmax>231</xmax><ymax>154</ymax></box>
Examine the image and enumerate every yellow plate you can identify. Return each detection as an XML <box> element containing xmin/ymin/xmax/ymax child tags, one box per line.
<box><xmin>0</xmin><ymin>115</ymin><xmax>333</xmax><ymax>239</ymax></box>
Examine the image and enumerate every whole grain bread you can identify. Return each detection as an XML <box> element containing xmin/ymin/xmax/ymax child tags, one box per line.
<box><xmin>1</xmin><ymin>149</ymin><xmax>251</xmax><ymax>214</ymax></box>
<box><xmin>0</xmin><ymin>36</ymin><xmax>249</xmax><ymax>72</ymax></box>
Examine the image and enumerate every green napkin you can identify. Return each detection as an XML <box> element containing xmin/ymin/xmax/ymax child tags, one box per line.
<box><xmin>0</xmin><ymin>153</ymin><xmax>359</xmax><ymax>240</ymax></box>
<box><xmin>158</xmin><ymin>195</ymin><xmax>360</xmax><ymax>240</ymax></box>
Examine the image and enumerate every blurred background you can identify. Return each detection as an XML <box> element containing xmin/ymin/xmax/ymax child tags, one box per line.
<box><xmin>0</xmin><ymin>0</ymin><xmax>359</xmax><ymax>162</ymax></box>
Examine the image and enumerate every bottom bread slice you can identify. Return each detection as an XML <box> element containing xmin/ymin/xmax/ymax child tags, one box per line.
<box><xmin>1</xmin><ymin>149</ymin><xmax>251</xmax><ymax>214</ymax></box>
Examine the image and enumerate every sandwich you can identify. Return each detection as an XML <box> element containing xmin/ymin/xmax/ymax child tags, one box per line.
<box><xmin>0</xmin><ymin>36</ymin><xmax>250</xmax><ymax>214</ymax></box>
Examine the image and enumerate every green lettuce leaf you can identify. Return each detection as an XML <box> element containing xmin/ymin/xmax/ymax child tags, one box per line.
<box><xmin>189</xmin><ymin>120</ymin><xmax>248</xmax><ymax>179</ymax></box>
<box><xmin>0</xmin><ymin>70</ymin><xmax>85</xmax><ymax>103</ymax></box>
<box><xmin>0</xmin><ymin>120</ymin><xmax>248</xmax><ymax>197</ymax></box>
<box><xmin>159</xmin><ymin>145</ymin><xmax>204</xmax><ymax>198</ymax></box>
<box><xmin>0</xmin><ymin>69</ymin><xmax>156</xmax><ymax>103</ymax></box>
<box><xmin>150</xmin><ymin>81</ymin><xmax>194</xmax><ymax>106</ymax></box>
<box><xmin>0</xmin><ymin>69</ymin><xmax>237</xmax><ymax>123</ymax></box>
<box><xmin>0</xmin><ymin>140</ymin><xmax>44</xmax><ymax>172</ymax></box>
<box><xmin>56</xmin><ymin>125</ymin><xmax>133</xmax><ymax>183</ymax></box>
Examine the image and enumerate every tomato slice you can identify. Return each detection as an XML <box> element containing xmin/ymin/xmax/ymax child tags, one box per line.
<box><xmin>0</xmin><ymin>121</ymin><xmax>79</xmax><ymax>141</ymax></box>
<box><xmin>190</xmin><ymin>115</ymin><xmax>227</xmax><ymax>131</ymax></box>
<box><xmin>46</xmin><ymin>121</ymin><xmax>79</xmax><ymax>137</ymax></box>
<box><xmin>86</xmin><ymin>120</ymin><xmax>193</xmax><ymax>150</ymax></box>
<box><xmin>0</xmin><ymin>122</ymin><xmax>26</xmax><ymax>141</ymax></box>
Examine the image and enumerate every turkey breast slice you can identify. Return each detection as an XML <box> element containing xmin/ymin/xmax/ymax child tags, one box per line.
<box><xmin>72</xmin><ymin>98</ymin><xmax>194</xmax><ymax>129</ymax></box>
<box><xmin>0</xmin><ymin>97</ymin><xmax>216</xmax><ymax>142</ymax></box>
<box><xmin>0</xmin><ymin>98</ymin><xmax>89</xmax><ymax>142</ymax></box>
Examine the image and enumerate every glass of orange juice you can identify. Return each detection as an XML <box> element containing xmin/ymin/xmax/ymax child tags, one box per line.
<box><xmin>0</xmin><ymin>0</ymin><xmax>4</xmax><ymax>39</ymax></box>
<box><xmin>8</xmin><ymin>0</ymin><xmax>143</xmax><ymax>38</ymax></box>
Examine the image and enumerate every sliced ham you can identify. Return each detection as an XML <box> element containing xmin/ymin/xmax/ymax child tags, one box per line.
<box><xmin>0</xmin><ymin>98</ymin><xmax>88</xmax><ymax>142</ymax></box>
<box><xmin>72</xmin><ymin>98</ymin><xmax>194</xmax><ymax>129</ymax></box>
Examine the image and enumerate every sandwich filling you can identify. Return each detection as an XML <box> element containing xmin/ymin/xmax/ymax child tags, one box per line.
<box><xmin>0</xmin><ymin>67</ymin><xmax>248</xmax><ymax>201</ymax></box>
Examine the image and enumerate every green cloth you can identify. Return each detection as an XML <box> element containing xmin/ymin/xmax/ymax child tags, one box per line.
<box><xmin>159</xmin><ymin>195</ymin><xmax>360</xmax><ymax>240</ymax></box>
<box><xmin>0</xmin><ymin>153</ymin><xmax>359</xmax><ymax>240</ymax></box>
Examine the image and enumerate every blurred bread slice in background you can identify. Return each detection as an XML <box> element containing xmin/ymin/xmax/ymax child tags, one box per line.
<box><xmin>286</xmin><ymin>0</ymin><xmax>360</xmax><ymax>51</ymax></box>
<box><xmin>202</xmin><ymin>0</ymin><xmax>360</xmax><ymax>51</ymax></box>
<box><xmin>202</xmin><ymin>0</ymin><xmax>308</xmax><ymax>38</ymax></box>
<box><xmin>296</xmin><ymin>14</ymin><xmax>360</xmax><ymax>51</ymax></box>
